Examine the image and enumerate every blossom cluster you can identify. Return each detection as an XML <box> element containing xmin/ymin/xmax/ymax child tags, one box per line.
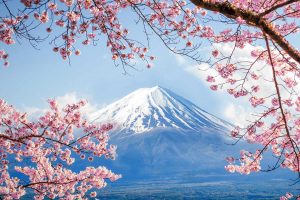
<box><xmin>225</xmin><ymin>150</ymin><xmax>262</xmax><ymax>175</ymax></box>
<box><xmin>0</xmin><ymin>99</ymin><xmax>121</xmax><ymax>199</ymax></box>
<box><xmin>0</xmin><ymin>50</ymin><xmax>9</xmax><ymax>66</ymax></box>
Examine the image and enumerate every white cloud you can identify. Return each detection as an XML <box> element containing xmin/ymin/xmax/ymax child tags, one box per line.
<box><xmin>214</xmin><ymin>43</ymin><xmax>262</xmax><ymax>62</ymax></box>
<box><xmin>56</xmin><ymin>92</ymin><xmax>104</xmax><ymax>121</ymax></box>
<box><xmin>175</xmin><ymin>54</ymin><xmax>188</xmax><ymax>66</ymax></box>
<box><xmin>181</xmin><ymin>43</ymin><xmax>277</xmax><ymax>99</ymax></box>
<box><xmin>177</xmin><ymin>42</ymin><xmax>300</xmax><ymax>130</ymax></box>
<box><xmin>185</xmin><ymin>63</ymin><xmax>219</xmax><ymax>84</ymax></box>
<box><xmin>223</xmin><ymin>103</ymin><xmax>254</xmax><ymax>128</ymax></box>
<box><xmin>175</xmin><ymin>43</ymin><xmax>275</xmax><ymax>128</ymax></box>
<box><xmin>24</xmin><ymin>92</ymin><xmax>104</xmax><ymax>122</ymax></box>
<box><xmin>24</xmin><ymin>106</ymin><xmax>48</xmax><ymax>119</ymax></box>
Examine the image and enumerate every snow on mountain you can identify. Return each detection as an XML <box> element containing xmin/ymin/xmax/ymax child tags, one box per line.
<box><xmin>90</xmin><ymin>86</ymin><xmax>240</xmax><ymax>179</ymax></box>
<box><xmin>89</xmin><ymin>86</ymin><xmax>291</xmax><ymax>181</ymax></box>
<box><xmin>93</xmin><ymin>86</ymin><xmax>232</xmax><ymax>134</ymax></box>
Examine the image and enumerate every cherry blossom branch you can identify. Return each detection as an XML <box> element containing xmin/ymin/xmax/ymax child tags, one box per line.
<box><xmin>190</xmin><ymin>0</ymin><xmax>300</xmax><ymax>64</ymax></box>
<box><xmin>0</xmin><ymin>99</ymin><xmax>121</xmax><ymax>199</ymax></box>
<box><xmin>264</xmin><ymin>34</ymin><xmax>300</xmax><ymax>175</ymax></box>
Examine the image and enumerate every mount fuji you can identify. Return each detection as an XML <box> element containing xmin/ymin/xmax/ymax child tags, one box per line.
<box><xmin>93</xmin><ymin>86</ymin><xmax>232</xmax><ymax>134</ymax></box>
<box><xmin>90</xmin><ymin>86</ymin><xmax>237</xmax><ymax>179</ymax></box>
<box><xmin>91</xmin><ymin>86</ymin><xmax>283</xmax><ymax>181</ymax></box>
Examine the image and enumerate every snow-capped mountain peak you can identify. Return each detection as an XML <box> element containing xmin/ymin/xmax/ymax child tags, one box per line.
<box><xmin>93</xmin><ymin>86</ymin><xmax>231</xmax><ymax>133</ymax></box>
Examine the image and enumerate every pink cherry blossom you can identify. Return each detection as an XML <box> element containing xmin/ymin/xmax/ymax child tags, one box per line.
<box><xmin>0</xmin><ymin>99</ymin><xmax>121</xmax><ymax>199</ymax></box>
<box><xmin>206</xmin><ymin>76</ymin><xmax>215</xmax><ymax>82</ymax></box>
<box><xmin>212</xmin><ymin>50</ymin><xmax>219</xmax><ymax>57</ymax></box>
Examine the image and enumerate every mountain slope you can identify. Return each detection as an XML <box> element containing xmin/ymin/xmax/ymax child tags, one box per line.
<box><xmin>90</xmin><ymin>86</ymin><xmax>239</xmax><ymax>179</ymax></box>
<box><xmin>94</xmin><ymin>86</ymin><xmax>231</xmax><ymax>134</ymax></box>
<box><xmin>90</xmin><ymin>86</ymin><xmax>292</xmax><ymax>183</ymax></box>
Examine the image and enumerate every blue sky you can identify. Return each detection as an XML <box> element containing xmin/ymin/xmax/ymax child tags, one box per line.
<box><xmin>0</xmin><ymin>9</ymin><xmax>245</xmax><ymax>123</ymax></box>
<box><xmin>0</xmin><ymin>42</ymin><xmax>231</xmax><ymax>112</ymax></box>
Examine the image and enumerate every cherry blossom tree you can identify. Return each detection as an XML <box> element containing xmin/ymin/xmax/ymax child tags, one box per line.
<box><xmin>2</xmin><ymin>0</ymin><xmax>300</xmax><ymax>198</ymax></box>
<box><xmin>0</xmin><ymin>99</ymin><xmax>121</xmax><ymax>199</ymax></box>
